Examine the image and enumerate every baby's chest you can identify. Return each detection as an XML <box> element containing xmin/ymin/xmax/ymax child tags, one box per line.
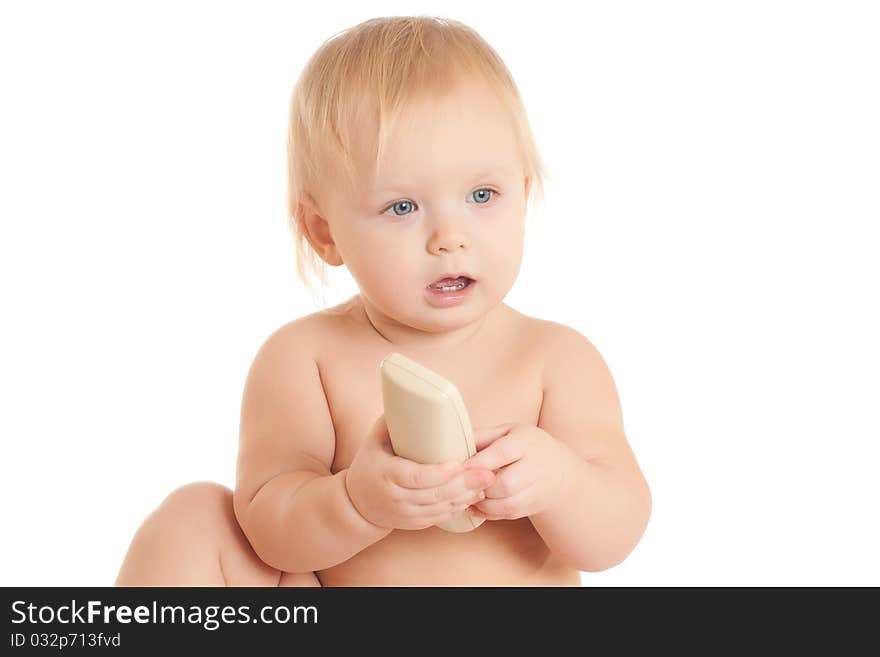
<box><xmin>323</xmin><ymin>351</ymin><xmax>544</xmax><ymax>474</ymax></box>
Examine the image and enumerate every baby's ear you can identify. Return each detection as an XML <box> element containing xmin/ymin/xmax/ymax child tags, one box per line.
<box><xmin>297</xmin><ymin>194</ymin><xmax>344</xmax><ymax>266</ymax></box>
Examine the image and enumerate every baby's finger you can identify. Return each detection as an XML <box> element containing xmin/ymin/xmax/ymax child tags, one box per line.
<box><xmin>393</xmin><ymin>502</ymin><xmax>459</xmax><ymax>531</ymax></box>
<box><xmin>450</xmin><ymin>486</ymin><xmax>487</xmax><ymax>508</ymax></box>
<box><xmin>463</xmin><ymin>433</ymin><xmax>525</xmax><ymax>472</ymax></box>
<box><xmin>416</xmin><ymin>491</ymin><xmax>486</xmax><ymax>522</ymax></box>
<box><xmin>470</xmin><ymin>489</ymin><xmax>533</xmax><ymax>521</ymax></box>
<box><xmin>481</xmin><ymin>460</ymin><xmax>532</xmax><ymax>499</ymax></box>
<box><xmin>389</xmin><ymin>457</ymin><xmax>463</xmax><ymax>489</ymax></box>
<box><xmin>404</xmin><ymin>468</ymin><xmax>495</xmax><ymax>506</ymax></box>
<box><xmin>473</xmin><ymin>423</ymin><xmax>515</xmax><ymax>451</ymax></box>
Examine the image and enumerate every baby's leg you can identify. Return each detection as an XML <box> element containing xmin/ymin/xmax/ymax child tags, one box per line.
<box><xmin>115</xmin><ymin>482</ymin><xmax>321</xmax><ymax>587</ymax></box>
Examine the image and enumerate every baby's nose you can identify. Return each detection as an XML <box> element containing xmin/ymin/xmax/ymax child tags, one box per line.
<box><xmin>427</xmin><ymin>224</ymin><xmax>470</xmax><ymax>254</ymax></box>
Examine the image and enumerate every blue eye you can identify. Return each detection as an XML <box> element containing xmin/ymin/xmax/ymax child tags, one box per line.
<box><xmin>471</xmin><ymin>188</ymin><xmax>494</xmax><ymax>204</ymax></box>
<box><xmin>382</xmin><ymin>188</ymin><xmax>498</xmax><ymax>217</ymax></box>
<box><xmin>386</xmin><ymin>199</ymin><xmax>416</xmax><ymax>217</ymax></box>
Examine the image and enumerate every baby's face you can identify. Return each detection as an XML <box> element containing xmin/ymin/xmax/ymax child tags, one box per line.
<box><xmin>324</xmin><ymin>77</ymin><xmax>529</xmax><ymax>335</ymax></box>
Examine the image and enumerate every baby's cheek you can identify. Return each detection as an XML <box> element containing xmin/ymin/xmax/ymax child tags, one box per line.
<box><xmin>356</xmin><ymin>252</ymin><xmax>414</xmax><ymax>302</ymax></box>
<box><xmin>369</xmin><ymin>252</ymin><xmax>410</xmax><ymax>285</ymax></box>
<box><xmin>484</xmin><ymin>249</ymin><xmax>522</xmax><ymax>292</ymax></box>
<box><xmin>343</xmin><ymin>234</ymin><xmax>387</xmax><ymax>275</ymax></box>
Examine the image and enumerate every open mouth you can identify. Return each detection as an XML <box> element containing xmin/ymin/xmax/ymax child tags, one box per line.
<box><xmin>427</xmin><ymin>276</ymin><xmax>474</xmax><ymax>292</ymax></box>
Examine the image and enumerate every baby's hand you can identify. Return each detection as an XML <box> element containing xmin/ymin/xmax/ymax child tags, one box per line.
<box><xmin>345</xmin><ymin>414</ymin><xmax>496</xmax><ymax>531</ymax></box>
<box><xmin>462</xmin><ymin>424</ymin><xmax>577</xmax><ymax>521</ymax></box>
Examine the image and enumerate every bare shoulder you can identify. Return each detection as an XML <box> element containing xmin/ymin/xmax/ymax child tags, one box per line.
<box><xmin>507</xmin><ymin>310</ymin><xmax>627</xmax><ymax>463</ymax></box>
<box><xmin>547</xmin><ymin>321</ymin><xmax>606</xmax><ymax>366</ymax></box>
<box><xmin>503</xmin><ymin>306</ymin><xmax>606</xmax><ymax>369</ymax></box>
<box><xmin>263</xmin><ymin>297</ymin><xmax>358</xmax><ymax>345</ymax></box>
<box><xmin>534</xmin><ymin>315</ymin><xmax>618</xmax><ymax>404</ymax></box>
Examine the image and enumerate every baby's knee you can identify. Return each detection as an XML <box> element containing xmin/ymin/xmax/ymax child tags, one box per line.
<box><xmin>161</xmin><ymin>481</ymin><xmax>232</xmax><ymax>512</ymax></box>
<box><xmin>152</xmin><ymin>481</ymin><xmax>236</xmax><ymax>535</ymax></box>
<box><xmin>118</xmin><ymin>481</ymin><xmax>251</xmax><ymax>586</ymax></box>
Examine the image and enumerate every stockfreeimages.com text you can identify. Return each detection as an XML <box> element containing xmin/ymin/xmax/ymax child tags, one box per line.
<box><xmin>11</xmin><ymin>599</ymin><xmax>317</xmax><ymax>631</ymax></box>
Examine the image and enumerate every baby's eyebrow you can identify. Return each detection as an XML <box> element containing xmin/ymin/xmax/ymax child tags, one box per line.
<box><xmin>374</xmin><ymin>167</ymin><xmax>515</xmax><ymax>192</ymax></box>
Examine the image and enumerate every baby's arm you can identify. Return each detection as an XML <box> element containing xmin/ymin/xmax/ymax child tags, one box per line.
<box><xmin>233</xmin><ymin>324</ymin><xmax>390</xmax><ymax>573</ymax></box>
<box><xmin>531</xmin><ymin>324</ymin><xmax>652</xmax><ymax>572</ymax></box>
<box><xmin>239</xmin><ymin>469</ymin><xmax>390</xmax><ymax>573</ymax></box>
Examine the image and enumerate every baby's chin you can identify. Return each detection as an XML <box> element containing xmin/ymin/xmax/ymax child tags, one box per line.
<box><xmin>382</xmin><ymin>293</ymin><xmax>493</xmax><ymax>334</ymax></box>
<box><xmin>418</xmin><ymin>298</ymin><xmax>502</xmax><ymax>333</ymax></box>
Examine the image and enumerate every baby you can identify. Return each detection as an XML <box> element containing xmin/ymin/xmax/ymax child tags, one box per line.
<box><xmin>115</xmin><ymin>16</ymin><xmax>651</xmax><ymax>587</ymax></box>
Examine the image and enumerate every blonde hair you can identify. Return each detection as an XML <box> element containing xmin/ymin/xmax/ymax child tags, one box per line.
<box><xmin>286</xmin><ymin>15</ymin><xmax>548</xmax><ymax>298</ymax></box>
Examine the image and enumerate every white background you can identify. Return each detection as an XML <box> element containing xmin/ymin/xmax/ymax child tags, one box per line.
<box><xmin>1</xmin><ymin>1</ymin><xmax>878</xmax><ymax>587</ymax></box>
